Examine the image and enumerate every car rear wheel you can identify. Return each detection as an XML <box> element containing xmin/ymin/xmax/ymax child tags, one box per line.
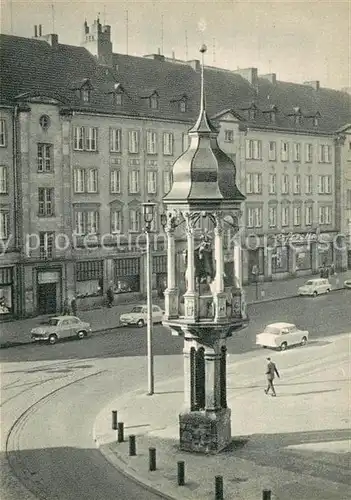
<box><xmin>137</xmin><ymin>319</ymin><xmax>145</xmax><ymax>328</ymax></box>
<box><xmin>301</xmin><ymin>336</ymin><xmax>307</xmax><ymax>346</ymax></box>
<box><xmin>326</xmin><ymin>288</ymin><xmax>330</xmax><ymax>293</ymax></box>
<box><xmin>280</xmin><ymin>342</ymin><xmax>288</xmax><ymax>351</ymax></box>
<box><xmin>77</xmin><ymin>330</ymin><xmax>86</xmax><ymax>340</ymax></box>
<box><xmin>313</xmin><ymin>291</ymin><xmax>318</xmax><ymax>297</ymax></box>
<box><xmin>48</xmin><ymin>334</ymin><xmax>58</xmax><ymax>345</ymax></box>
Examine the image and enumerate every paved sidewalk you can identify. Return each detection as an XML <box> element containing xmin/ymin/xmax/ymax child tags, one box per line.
<box><xmin>1</xmin><ymin>270</ymin><xmax>350</xmax><ymax>347</ymax></box>
<box><xmin>94</xmin><ymin>334</ymin><xmax>351</xmax><ymax>500</ymax></box>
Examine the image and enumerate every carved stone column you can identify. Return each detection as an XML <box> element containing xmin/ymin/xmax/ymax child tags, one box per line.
<box><xmin>213</xmin><ymin>212</ymin><xmax>227</xmax><ymax>321</ymax></box>
<box><xmin>183</xmin><ymin>212</ymin><xmax>199</xmax><ymax>321</ymax></box>
<box><xmin>164</xmin><ymin>212</ymin><xmax>179</xmax><ymax>319</ymax></box>
<box><xmin>204</xmin><ymin>344</ymin><xmax>221</xmax><ymax>411</ymax></box>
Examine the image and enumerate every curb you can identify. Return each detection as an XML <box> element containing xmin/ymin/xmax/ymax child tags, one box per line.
<box><xmin>1</xmin><ymin>287</ymin><xmax>348</xmax><ymax>349</ymax></box>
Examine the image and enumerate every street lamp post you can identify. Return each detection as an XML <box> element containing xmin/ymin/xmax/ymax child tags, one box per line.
<box><xmin>252</xmin><ymin>265</ymin><xmax>259</xmax><ymax>301</ymax></box>
<box><xmin>142</xmin><ymin>201</ymin><xmax>156</xmax><ymax>396</ymax></box>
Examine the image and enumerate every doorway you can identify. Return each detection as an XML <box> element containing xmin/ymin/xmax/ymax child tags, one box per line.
<box><xmin>38</xmin><ymin>283</ymin><xmax>57</xmax><ymax>315</ymax></box>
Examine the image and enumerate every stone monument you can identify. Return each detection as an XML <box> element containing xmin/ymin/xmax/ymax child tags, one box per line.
<box><xmin>162</xmin><ymin>44</ymin><xmax>248</xmax><ymax>454</ymax></box>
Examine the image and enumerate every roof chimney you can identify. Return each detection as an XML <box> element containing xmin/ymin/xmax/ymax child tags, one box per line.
<box><xmin>158</xmin><ymin>48</ymin><xmax>161</xmax><ymax>55</ymax></box>
<box><xmin>304</xmin><ymin>80</ymin><xmax>320</xmax><ymax>91</ymax></box>
<box><xmin>260</xmin><ymin>73</ymin><xmax>277</xmax><ymax>85</ymax></box>
<box><xmin>172</xmin><ymin>50</ymin><xmax>175</xmax><ymax>60</ymax></box>
<box><xmin>34</xmin><ymin>25</ymin><xmax>38</xmax><ymax>37</ymax></box>
<box><xmin>38</xmin><ymin>24</ymin><xmax>42</xmax><ymax>36</ymax></box>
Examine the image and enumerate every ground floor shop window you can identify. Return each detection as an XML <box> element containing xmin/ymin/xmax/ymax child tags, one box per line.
<box><xmin>0</xmin><ymin>267</ymin><xmax>13</xmax><ymax>315</ymax></box>
<box><xmin>114</xmin><ymin>258</ymin><xmax>140</xmax><ymax>293</ymax></box>
<box><xmin>76</xmin><ymin>261</ymin><xmax>103</xmax><ymax>298</ymax></box>
<box><xmin>272</xmin><ymin>246</ymin><xmax>289</xmax><ymax>273</ymax></box>
<box><xmin>248</xmin><ymin>249</ymin><xmax>264</xmax><ymax>282</ymax></box>
<box><xmin>295</xmin><ymin>245</ymin><xmax>312</xmax><ymax>271</ymax></box>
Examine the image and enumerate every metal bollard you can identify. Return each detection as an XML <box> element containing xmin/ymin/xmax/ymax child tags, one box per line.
<box><xmin>262</xmin><ymin>489</ymin><xmax>272</xmax><ymax>500</ymax></box>
<box><xmin>215</xmin><ymin>476</ymin><xmax>224</xmax><ymax>500</ymax></box>
<box><xmin>149</xmin><ymin>447</ymin><xmax>156</xmax><ymax>471</ymax></box>
<box><xmin>117</xmin><ymin>422</ymin><xmax>124</xmax><ymax>443</ymax></box>
<box><xmin>129</xmin><ymin>435</ymin><xmax>136</xmax><ymax>456</ymax></box>
<box><xmin>177</xmin><ymin>461</ymin><xmax>185</xmax><ymax>486</ymax></box>
<box><xmin>112</xmin><ymin>410</ymin><xmax>118</xmax><ymax>430</ymax></box>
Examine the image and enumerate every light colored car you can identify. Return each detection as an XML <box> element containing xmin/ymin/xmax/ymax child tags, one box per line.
<box><xmin>119</xmin><ymin>305</ymin><xmax>164</xmax><ymax>328</ymax></box>
<box><xmin>298</xmin><ymin>278</ymin><xmax>331</xmax><ymax>297</ymax></box>
<box><xmin>31</xmin><ymin>315</ymin><xmax>92</xmax><ymax>344</ymax></box>
<box><xmin>256</xmin><ymin>322</ymin><xmax>309</xmax><ymax>351</ymax></box>
<box><xmin>344</xmin><ymin>280</ymin><xmax>351</xmax><ymax>289</ymax></box>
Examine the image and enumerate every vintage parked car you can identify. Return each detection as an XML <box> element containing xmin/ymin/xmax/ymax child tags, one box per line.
<box><xmin>31</xmin><ymin>316</ymin><xmax>92</xmax><ymax>344</ymax></box>
<box><xmin>256</xmin><ymin>322</ymin><xmax>309</xmax><ymax>351</ymax></box>
<box><xmin>119</xmin><ymin>305</ymin><xmax>165</xmax><ymax>327</ymax></box>
<box><xmin>344</xmin><ymin>280</ymin><xmax>351</xmax><ymax>289</ymax></box>
<box><xmin>298</xmin><ymin>278</ymin><xmax>331</xmax><ymax>297</ymax></box>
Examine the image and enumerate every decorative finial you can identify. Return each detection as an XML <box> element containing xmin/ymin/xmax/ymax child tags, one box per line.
<box><xmin>200</xmin><ymin>44</ymin><xmax>207</xmax><ymax>54</ymax></box>
<box><xmin>199</xmin><ymin>44</ymin><xmax>207</xmax><ymax>113</ymax></box>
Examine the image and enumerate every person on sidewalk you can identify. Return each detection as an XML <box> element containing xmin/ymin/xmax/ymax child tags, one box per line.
<box><xmin>63</xmin><ymin>298</ymin><xmax>70</xmax><ymax>315</ymax></box>
<box><xmin>264</xmin><ymin>357</ymin><xmax>280</xmax><ymax>397</ymax></box>
<box><xmin>71</xmin><ymin>297</ymin><xmax>77</xmax><ymax>316</ymax></box>
<box><xmin>107</xmin><ymin>287</ymin><xmax>114</xmax><ymax>308</ymax></box>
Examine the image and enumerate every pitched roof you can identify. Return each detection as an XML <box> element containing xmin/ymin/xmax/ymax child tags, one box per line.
<box><xmin>1</xmin><ymin>33</ymin><xmax>350</xmax><ymax>132</ymax></box>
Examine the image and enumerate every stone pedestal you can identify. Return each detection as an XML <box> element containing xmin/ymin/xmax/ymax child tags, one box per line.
<box><xmin>164</xmin><ymin>288</ymin><xmax>179</xmax><ymax>319</ymax></box>
<box><xmin>179</xmin><ymin>408</ymin><xmax>231</xmax><ymax>454</ymax></box>
<box><xmin>184</xmin><ymin>291</ymin><xmax>199</xmax><ymax>321</ymax></box>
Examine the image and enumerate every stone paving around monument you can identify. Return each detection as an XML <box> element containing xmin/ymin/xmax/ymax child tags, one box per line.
<box><xmin>94</xmin><ymin>333</ymin><xmax>351</xmax><ymax>500</ymax></box>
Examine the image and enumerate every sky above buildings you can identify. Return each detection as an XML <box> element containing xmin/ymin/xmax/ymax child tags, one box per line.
<box><xmin>1</xmin><ymin>0</ymin><xmax>349</xmax><ymax>91</ymax></box>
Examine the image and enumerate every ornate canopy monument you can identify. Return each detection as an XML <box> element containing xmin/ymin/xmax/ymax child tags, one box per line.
<box><xmin>162</xmin><ymin>45</ymin><xmax>248</xmax><ymax>454</ymax></box>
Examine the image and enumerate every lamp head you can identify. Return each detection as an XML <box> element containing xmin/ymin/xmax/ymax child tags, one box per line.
<box><xmin>142</xmin><ymin>200</ymin><xmax>156</xmax><ymax>224</ymax></box>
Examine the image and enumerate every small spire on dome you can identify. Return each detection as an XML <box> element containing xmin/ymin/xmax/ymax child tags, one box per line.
<box><xmin>189</xmin><ymin>44</ymin><xmax>217</xmax><ymax>134</ymax></box>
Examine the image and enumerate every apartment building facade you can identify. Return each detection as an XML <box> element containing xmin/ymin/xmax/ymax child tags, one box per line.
<box><xmin>0</xmin><ymin>20</ymin><xmax>350</xmax><ymax>318</ymax></box>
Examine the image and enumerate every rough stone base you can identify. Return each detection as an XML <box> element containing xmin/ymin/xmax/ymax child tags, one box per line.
<box><xmin>179</xmin><ymin>408</ymin><xmax>231</xmax><ymax>454</ymax></box>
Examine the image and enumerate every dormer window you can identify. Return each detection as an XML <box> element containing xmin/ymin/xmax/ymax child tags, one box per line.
<box><xmin>150</xmin><ymin>94</ymin><xmax>159</xmax><ymax>110</ymax></box>
<box><xmin>248</xmin><ymin>108</ymin><xmax>257</xmax><ymax>120</ymax></box>
<box><xmin>313</xmin><ymin>115</ymin><xmax>319</xmax><ymax>127</ymax></box>
<box><xmin>81</xmin><ymin>88</ymin><xmax>91</xmax><ymax>103</ymax></box>
<box><xmin>179</xmin><ymin>100</ymin><xmax>187</xmax><ymax>113</ymax></box>
<box><xmin>293</xmin><ymin>107</ymin><xmax>302</xmax><ymax>126</ymax></box>
<box><xmin>114</xmin><ymin>93</ymin><xmax>122</xmax><ymax>106</ymax></box>
<box><xmin>295</xmin><ymin>114</ymin><xmax>302</xmax><ymax>126</ymax></box>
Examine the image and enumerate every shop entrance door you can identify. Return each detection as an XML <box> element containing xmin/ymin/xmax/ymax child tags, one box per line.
<box><xmin>38</xmin><ymin>283</ymin><xmax>57</xmax><ymax>315</ymax></box>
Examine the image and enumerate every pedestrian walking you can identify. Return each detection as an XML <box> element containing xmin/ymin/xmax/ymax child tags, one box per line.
<box><xmin>71</xmin><ymin>297</ymin><xmax>77</xmax><ymax>316</ymax></box>
<box><xmin>264</xmin><ymin>357</ymin><xmax>280</xmax><ymax>397</ymax></box>
<box><xmin>63</xmin><ymin>298</ymin><xmax>70</xmax><ymax>315</ymax></box>
<box><xmin>107</xmin><ymin>287</ymin><xmax>114</xmax><ymax>308</ymax></box>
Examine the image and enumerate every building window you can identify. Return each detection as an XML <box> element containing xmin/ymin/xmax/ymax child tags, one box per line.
<box><xmin>128</xmin><ymin>130</ymin><xmax>139</xmax><ymax>154</ymax></box>
<box><xmin>268</xmin><ymin>141</ymin><xmax>276</xmax><ymax>161</ymax></box>
<box><xmin>0</xmin><ymin>166</ymin><xmax>8</xmax><ymax>193</ymax></box>
<box><xmin>163</xmin><ymin>171</ymin><xmax>172</xmax><ymax>194</ymax></box>
<box><xmin>146</xmin><ymin>131</ymin><xmax>157</xmax><ymax>154</ymax></box>
<box><xmin>305</xmin><ymin>206</ymin><xmax>313</xmax><ymax>226</ymax></box>
<box><xmin>114</xmin><ymin>257</ymin><xmax>140</xmax><ymax>293</ymax></box>
<box><xmin>305</xmin><ymin>143</ymin><xmax>313</xmax><ymax>162</ymax></box>
<box><xmin>268</xmin><ymin>173</ymin><xmax>276</xmax><ymax>194</ymax></box>
<box><xmin>113</xmin><ymin>93</ymin><xmax>122</xmax><ymax>106</ymax></box>
<box><xmin>319</xmin><ymin>144</ymin><xmax>331</xmax><ymax>163</ymax></box>
<box><xmin>224</xmin><ymin>130</ymin><xmax>234</xmax><ymax>142</ymax></box>
<box><xmin>39</xmin><ymin>115</ymin><xmax>50</xmax><ymax>130</ymax></box>
<box><xmin>318</xmin><ymin>175</ymin><xmax>332</xmax><ymax>194</ymax></box>
<box><xmin>0</xmin><ymin>120</ymin><xmax>6</xmax><ymax>147</ymax></box>
<box><xmin>74</xmin><ymin>210</ymin><xmax>99</xmax><ymax>235</ymax></box>
<box><xmin>281</xmin><ymin>174</ymin><xmax>289</xmax><ymax>194</ymax></box>
<box><xmin>110</xmin><ymin>170</ymin><xmax>121</xmax><ymax>194</ymax></box>
<box><xmin>111</xmin><ymin>210</ymin><xmax>122</xmax><ymax>234</ymax></box>
<box><xmin>81</xmin><ymin>88</ymin><xmax>91</xmax><ymax>103</ymax></box>
<box><xmin>246</xmin><ymin>173</ymin><xmax>262</xmax><ymax>194</ymax></box>
<box><xmin>87</xmin><ymin>169</ymin><xmax>98</xmax><ymax>193</ymax></box>
<box><xmin>0</xmin><ymin>211</ymin><xmax>9</xmax><ymax>239</ymax></box>
<box><xmin>128</xmin><ymin>170</ymin><xmax>140</xmax><ymax>193</ymax></box>
<box><xmin>293</xmin><ymin>174</ymin><xmax>301</xmax><ymax>194</ymax></box>
<box><xmin>182</xmin><ymin>133</ymin><xmax>189</xmax><ymax>152</ymax></box>
<box><xmin>281</xmin><ymin>206</ymin><xmax>289</xmax><ymax>227</ymax></box>
<box><xmin>247</xmin><ymin>207</ymin><xmax>262</xmax><ymax>228</ymax></box>
<box><xmin>37</xmin><ymin>144</ymin><xmax>52</xmax><ymax>172</ymax></box>
<box><xmin>272</xmin><ymin>246</ymin><xmax>289</xmax><ymax>273</ymax></box>
<box><xmin>293</xmin><ymin>143</ymin><xmax>301</xmax><ymax>162</ymax></box>
<box><xmin>268</xmin><ymin>206</ymin><xmax>277</xmax><ymax>227</ymax></box>
<box><xmin>0</xmin><ymin>267</ymin><xmax>13</xmax><ymax>314</ymax></box>
<box><xmin>305</xmin><ymin>175</ymin><xmax>312</xmax><ymax>194</ymax></box>
<box><xmin>147</xmin><ymin>171</ymin><xmax>157</xmax><ymax>194</ymax></box>
<box><xmin>39</xmin><ymin>232</ymin><xmax>54</xmax><ymax>259</ymax></box>
<box><xmin>149</xmin><ymin>95</ymin><xmax>159</xmax><ymax>110</ymax></box>
<box><xmin>319</xmin><ymin>206</ymin><xmax>332</xmax><ymax>225</ymax></box>
<box><xmin>110</xmin><ymin>128</ymin><xmax>122</xmax><ymax>152</ymax></box>
<box><xmin>245</xmin><ymin>139</ymin><xmax>262</xmax><ymax>159</ymax></box>
<box><xmin>163</xmin><ymin>132</ymin><xmax>173</xmax><ymax>155</ymax></box>
<box><xmin>73</xmin><ymin>169</ymin><xmax>85</xmax><ymax>193</ymax></box>
<box><xmin>179</xmin><ymin>100</ymin><xmax>187</xmax><ymax>112</ymax></box>
<box><xmin>281</xmin><ymin>141</ymin><xmax>289</xmax><ymax>162</ymax></box>
<box><xmin>38</xmin><ymin>188</ymin><xmax>54</xmax><ymax>216</ymax></box>
<box><xmin>76</xmin><ymin>260</ymin><xmax>103</xmax><ymax>298</ymax></box>
<box><xmin>73</xmin><ymin>126</ymin><xmax>98</xmax><ymax>151</ymax></box>
<box><xmin>129</xmin><ymin>209</ymin><xmax>141</xmax><ymax>232</ymax></box>
<box><xmin>293</xmin><ymin>206</ymin><xmax>301</xmax><ymax>226</ymax></box>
